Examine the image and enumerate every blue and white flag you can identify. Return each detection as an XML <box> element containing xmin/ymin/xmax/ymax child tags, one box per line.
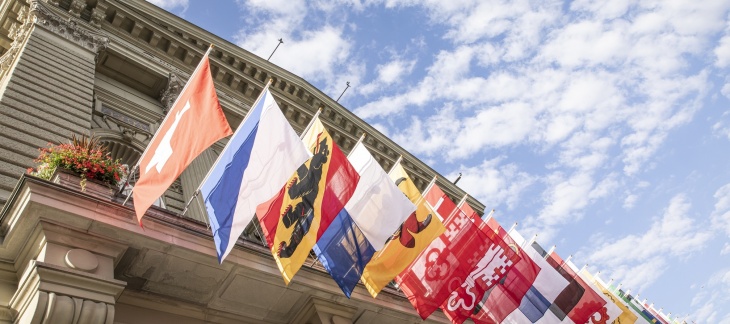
<box><xmin>314</xmin><ymin>141</ymin><xmax>415</xmax><ymax>297</ymax></box>
<box><xmin>200</xmin><ymin>87</ymin><xmax>309</xmax><ymax>263</ymax></box>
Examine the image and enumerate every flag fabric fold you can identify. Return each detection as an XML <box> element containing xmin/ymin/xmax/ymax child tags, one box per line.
<box><xmin>578</xmin><ymin>269</ymin><xmax>634</xmax><ymax>324</ymax></box>
<box><xmin>397</xmin><ymin>184</ymin><xmax>511</xmax><ymax>320</ymax></box>
<box><xmin>257</xmin><ymin>117</ymin><xmax>360</xmax><ymax>284</ymax></box>
<box><xmin>361</xmin><ymin>163</ymin><xmax>446</xmax><ymax>298</ymax></box>
<box><xmin>471</xmin><ymin>218</ymin><xmax>543</xmax><ymax>324</ymax></box>
<box><xmin>539</xmin><ymin>251</ymin><xmax>607</xmax><ymax>324</ymax></box>
<box><xmin>471</xmin><ymin>223</ymin><xmax>570</xmax><ymax>324</ymax></box>
<box><xmin>200</xmin><ymin>86</ymin><xmax>309</xmax><ymax>263</ymax></box>
<box><xmin>313</xmin><ymin>141</ymin><xmax>416</xmax><ymax>297</ymax></box>
<box><xmin>499</xmin><ymin>231</ymin><xmax>569</xmax><ymax>323</ymax></box>
<box><xmin>133</xmin><ymin>50</ymin><xmax>232</xmax><ymax>224</ymax></box>
<box><xmin>441</xmin><ymin>202</ymin><xmax>520</xmax><ymax>324</ymax></box>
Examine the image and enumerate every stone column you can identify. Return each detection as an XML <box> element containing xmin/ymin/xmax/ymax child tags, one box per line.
<box><xmin>0</xmin><ymin>0</ymin><xmax>108</xmax><ymax>204</ymax></box>
<box><xmin>9</xmin><ymin>222</ymin><xmax>126</xmax><ymax>324</ymax></box>
<box><xmin>291</xmin><ymin>298</ymin><xmax>357</xmax><ymax>324</ymax></box>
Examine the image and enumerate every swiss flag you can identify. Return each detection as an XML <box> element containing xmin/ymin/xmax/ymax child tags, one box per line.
<box><xmin>133</xmin><ymin>50</ymin><xmax>232</xmax><ymax>224</ymax></box>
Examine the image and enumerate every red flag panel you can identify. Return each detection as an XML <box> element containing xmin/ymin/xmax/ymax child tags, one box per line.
<box><xmin>396</xmin><ymin>185</ymin><xmax>510</xmax><ymax>320</ymax></box>
<box><xmin>441</xmin><ymin>205</ymin><xmax>520</xmax><ymax>324</ymax></box>
<box><xmin>471</xmin><ymin>218</ymin><xmax>542</xmax><ymax>323</ymax></box>
<box><xmin>547</xmin><ymin>252</ymin><xmax>607</xmax><ymax>324</ymax></box>
<box><xmin>133</xmin><ymin>51</ymin><xmax>232</xmax><ymax>223</ymax></box>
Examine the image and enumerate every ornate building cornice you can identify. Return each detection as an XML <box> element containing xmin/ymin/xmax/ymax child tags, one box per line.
<box><xmin>29</xmin><ymin>0</ymin><xmax>109</xmax><ymax>53</ymax></box>
<box><xmin>0</xmin><ymin>5</ymin><xmax>31</xmax><ymax>76</ymax></box>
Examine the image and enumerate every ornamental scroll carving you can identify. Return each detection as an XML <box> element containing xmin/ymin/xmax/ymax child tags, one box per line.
<box><xmin>0</xmin><ymin>6</ymin><xmax>32</xmax><ymax>76</ymax></box>
<box><xmin>29</xmin><ymin>0</ymin><xmax>109</xmax><ymax>53</ymax></box>
<box><xmin>30</xmin><ymin>291</ymin><xmax>115</xmax><ymax>323</ymax></box>
<box><xmin>0</xmin><ymin>0</ymin><xmax>109</xmax><ymax>76</ymax></box>
<box><xmin>159</xmin><ymin>72</ymin><xmax>185</xmax><ymax>114</ymax></box>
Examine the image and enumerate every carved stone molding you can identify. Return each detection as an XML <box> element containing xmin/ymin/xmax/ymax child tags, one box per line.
<box><xmin>90</xmin><ymin>6</ymin><xmax>106</xmax><ymax>28</ymax></box>
<box><xmin>0</xmin><ymin>5</ymin><xmax>32</xmax><ymax>76</ymax></box>
<box><xmin>28</xmin><ymin>291</ymin><xmax>115</xmax><ymax>323</ymax></box>
<box><xmin>10</xmin><ymin>261</ymin><xmax>125</xmax><ymax>324</ymax></box>
<box><xmin>69</xmin><ymin>0</ymin><xmax>85</xmax><ymax>16</ymax></box>
<box><xmin>159</xmin><ymin>72</ymin><xmax>185</xmax><ymax>114</ymax></box>
<box><xmin>29</xmin><ymin>0</ymin><xmax>109</xmax><ymax>53</ymax></box>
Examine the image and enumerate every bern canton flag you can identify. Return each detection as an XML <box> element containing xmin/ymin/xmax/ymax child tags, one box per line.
<box><xmin>313</xmin><ymin>141</ymin><xmax>415</xmax><ymax>297</ymax></box>
<box><xmin>200</xmin><ymin>87</ymin><xmax>309</xmax><ymax>263</ymax></box>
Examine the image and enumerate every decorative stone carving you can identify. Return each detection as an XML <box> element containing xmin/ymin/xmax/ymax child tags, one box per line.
<box><xmin>69</xmin><ymin>0</ymin><xmax>85</xmax><ymax>16</ymax></box>
<box><xmin>90</xmin><ymin>7</ymin><xmax>106</xmax><ymax>28</ymax></box>
<box><xmin>142</xmin><ymin>50</ymin><xmax>188</xmax><ymax>77</ymax></box>
<box><xmin>25</xmin><ymin>292</ymin><xmax>115</xmax><ymax>323</ymax></box>
<box><xmin>0</xmin><ymin>5</ymin><xmax>32</xmax><ymax>76</ymax></box>
<box><xmin>159</xmin><ymin>72</ymin><xmax>185</xmax><ymax>114</ymax></box>
<box><xmin>29</xmin><ymin>0</ymin><xmax>109</xmax><ymax>53</ymax></box>
<box><xmin>10</xmin><ymin>261</ymin><xmax>125</xmax><ymax>324</ymax></box>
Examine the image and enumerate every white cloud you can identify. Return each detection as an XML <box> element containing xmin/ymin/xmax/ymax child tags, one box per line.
<box><xmin>358</xmin><ymin>58</ymin><xmax>417</xmax><ymax>96</ymax></box>
<box><xmin>587</xmin><ymin>194</ymin><xmax>713</xmax><ymax>291</ymax></box>
<box><xmin>722</xmin><ymin>242</ymin><xmax>730</xmax><ymax>255</ymax></box>
<box><xmin>689</xmin><ymin>268</ymin><xmax>730</xmax><ymax>323</ymax></box>
<box><xmin>146</xmin><ymin>0</ymin><xmax>188</xmax><ymax>11</ymax></box>
<box><xmin>233</xmin><ymin>1</ymin><xmax>358</xmax><ymax>94</ymax></box>
<box><xmin>712</xmin><ymin>183</ymin><xmax>730</xmax><ymax>235</ymax></box>
<box><xmin>447</xmin><ymin>157</ymin><xmax>535</xmax><ymax>211</ymax></box>
<box><xmin>623</xmin><ymin>193</ymin><xmax>638</xmax><ymax>209</ymax></box>
<box><xmin>717</xmin><ymin>32</ymin><xmax>730</xmax><ymax>68</ymax></box>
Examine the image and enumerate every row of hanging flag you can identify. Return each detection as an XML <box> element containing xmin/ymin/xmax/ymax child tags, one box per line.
<box><xmin>125</xmin><ymin>46</ymin><xmax>687</xmax><ymax>324</ymax></box>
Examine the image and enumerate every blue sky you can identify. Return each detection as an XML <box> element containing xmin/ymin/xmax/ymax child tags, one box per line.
<box><xmin>149</xmin><ymin>0</ymin><xmax>730</xmax><ymax>322</ymax></box>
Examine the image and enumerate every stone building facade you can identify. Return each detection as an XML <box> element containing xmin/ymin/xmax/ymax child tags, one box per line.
<box><xmin>0</xmin><ymin>0</ymin><xmax>485</xmax><ymax>323</ymax></box>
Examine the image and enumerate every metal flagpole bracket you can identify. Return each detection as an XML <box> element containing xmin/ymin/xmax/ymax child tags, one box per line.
<box><xmin>179</xmin><ymin>189</ymin><xmax>200</xmax><ymax>218</ymax></box>
<box><xmin>121</xmin><ymin>164</ymin><xmax>139</xmax><ymax>206</ymax></box>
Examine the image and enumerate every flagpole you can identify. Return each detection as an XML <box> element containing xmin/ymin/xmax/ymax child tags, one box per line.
<box><xmin>546</xmin><ymin>245</ymin><xmax>556</xmax><ymax>258</ymax></box>
<box><xmin>456</xmin><ymin>194</ymin><xmax>468</xmax><ymax>208</ymax></box>
<box><xmin>483</xmin><ymin>209</ymin><xmax>495</xmax><ymax>221</ymax></box>
<box><xmin>116</xmin><ymin>155</ymin><xmax>139</xmax><ymax>197</ymax></box>
<box><xmin>300</xmin><ymin>108</ymin><xmax>322</xmax><ymax>140</ymax></box>
<box><xmin>346</xmin><ymin>133</ymin><xmax>367</xmax><ymax>158</ymax></box>
<box><xmin>122</xmin><ymin>44</ymin><xmax>216</xmax><ymax>206</ymax></box>
<box><xmin>195</xmin><ymin>78</ymin><xmax>274</xmax><ymax>193</ymax></box>
<box><xmin>390</xmin><ymin>155</ymin><xmax>403</xmax><ymax>172</ymax></box>
<box><xmin>508</xmin><ymin>221</ymin><xmax>518</xmax><ymax>233</ymax></box>
<box><xmin>179</xmin><ymin>79</ymin><xmax>276</xmax><ymax>218</ymax></box>
<box><xmin>414</xmin><ymin>175</ymin><xmax>438</xmax><ymax>207</ymax></box>
<box><xmin>194</xmin><ymin>194</ymin><xmax>210</xmax><ymax>229</ymax></box>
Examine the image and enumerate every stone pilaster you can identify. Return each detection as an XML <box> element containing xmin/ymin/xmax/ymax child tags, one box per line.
<box><xmin>0</xmin><ymin>0</ymin><xmax>108</xmax><ymax>204</ymax></box>
<box><xmin>9</xmin><ymin>222</ymin><xmax>127</xmax><ymax>324</ymax></box>
<box><xmin>291</xmin><ymin>298</ymin><xmax>357</xmax><ymax>324</ymax></box>
<box><xmin>180</xmin><ymin>148</ymin><xmax>216</xmax><ymax>222</ymax></box>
